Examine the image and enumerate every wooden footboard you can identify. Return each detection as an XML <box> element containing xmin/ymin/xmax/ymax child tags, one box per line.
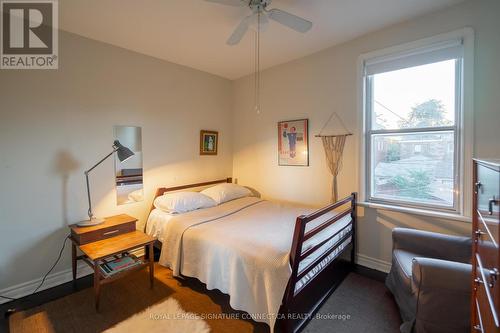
<box><xmin>279</xmin><ymin>193</ymin><xmax>357</xmax><ymax>333</ymax></box>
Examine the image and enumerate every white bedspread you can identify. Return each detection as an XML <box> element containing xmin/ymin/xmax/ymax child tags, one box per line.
<box><xmin>155</xmin><ymin>196</ymin><xmax>352</xmax><ymax>331</ymax></box>
<box><xmin>146</xmin><ymin>208</ymin><xmax>175</xmax><ymax>243</ymax></box>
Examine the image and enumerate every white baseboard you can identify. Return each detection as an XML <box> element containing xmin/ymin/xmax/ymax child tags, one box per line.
<box><xmin>0</xmin><ymin>248</ymin><xmax>147</xmax><ymax>305</ymax></box>
<box><xmin>0</xmin><ymin>262</ymin><xmax>93</xmax><ymax>305</ymax></box>
<box><xmin>356</xmin><ymin>253</ymin><xmax>392</xmax><ymax>273</ymax></box>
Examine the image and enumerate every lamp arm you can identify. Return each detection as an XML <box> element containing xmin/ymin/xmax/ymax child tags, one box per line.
<box><xmin>85</xmin><ymin>171</ymin><xmax>94</xmax><ymax>220</ymax></box>
<box><xmin>84</xmin><ymin>148</ymin><xmax>118</xmax><ymax>220</ymax></box>
<box><xmin>85</xmin><ymin>148</ymin><xmax>118</xmax><ymax>174</ymax></box>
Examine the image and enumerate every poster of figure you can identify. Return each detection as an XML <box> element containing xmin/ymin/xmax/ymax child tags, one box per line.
<box><xmin>278</xmin><ymin>119</ymin><xmax>309</xmax><ymax>166</ymax></box>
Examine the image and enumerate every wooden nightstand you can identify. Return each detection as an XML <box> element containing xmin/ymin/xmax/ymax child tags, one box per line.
<box><xmin>69</xmin><ymin>214</ymin><xmax>155</xmax><ymax>310</ymax></box>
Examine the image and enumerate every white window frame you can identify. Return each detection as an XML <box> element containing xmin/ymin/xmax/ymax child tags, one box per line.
<box><xmin>357</xmin><ymin>28</ymin><xmax>474</xmax><ymax>220</ymax></box>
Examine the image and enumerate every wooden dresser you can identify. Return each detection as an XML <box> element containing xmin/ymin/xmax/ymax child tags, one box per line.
<box><xmin>472</xmin><ymin>159</ymin><xmax>500</xmax><ymax>332</ymax></box>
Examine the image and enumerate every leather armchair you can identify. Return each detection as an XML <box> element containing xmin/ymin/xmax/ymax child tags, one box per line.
<box><xmin>385</xmin><ymin>228</ymin><xmax>472</xmax><ymax>333</ymax></box>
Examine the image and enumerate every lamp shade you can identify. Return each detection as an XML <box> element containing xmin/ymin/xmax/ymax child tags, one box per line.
<box><xmin>113</xmin><ymin>140</ymin><xmax>135</xmax><ymax>162</ymax></box>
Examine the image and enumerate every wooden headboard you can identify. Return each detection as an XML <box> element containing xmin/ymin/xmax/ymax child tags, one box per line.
<box><xmin>149</xmin><ymin>177</ymin><xmax>232</xmax><ymax>214</ymax></box>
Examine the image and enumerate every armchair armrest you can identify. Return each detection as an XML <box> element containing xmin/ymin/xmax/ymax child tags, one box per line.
<box><xmin>392</xmin><ymin>228</ymin><xmax>471</xmax><ymax>264</ymax></box>
<box><xmin>411</xmin><ymin>257</ymin><xmax>471</xmax><ymax>332</ymax></box>
<box><xmin>411</xmin><ymin>257</ymin><xmax>471</xmax><ymax>291</ymax></box>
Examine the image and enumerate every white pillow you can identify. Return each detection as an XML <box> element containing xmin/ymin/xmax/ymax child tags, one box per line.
<box><xmin>154</xmin><ymin>191</ymin><xmax>216</xmax><ymax>214</ymax></box>
<box><xmin>128</xmin><ymin>189</ymin><xmax>143</xmax><ymax>202</ymax></box>
<box><xmin>200</xmin><ymin>183</ymin><xmax>252</xmax><ymax>205</ymax></box>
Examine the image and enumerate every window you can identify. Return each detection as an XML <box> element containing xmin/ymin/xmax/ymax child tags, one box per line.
<box><xmin>364</xmin><ymin>39</ymin><xmax>465</xmax><ymax>213</ymax></box>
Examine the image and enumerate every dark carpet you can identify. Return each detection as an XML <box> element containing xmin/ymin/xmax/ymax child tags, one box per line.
<box><xmin>305</xmin><ymin>273</ymin><xmax>401</xmax><ymax>333</ymax></box>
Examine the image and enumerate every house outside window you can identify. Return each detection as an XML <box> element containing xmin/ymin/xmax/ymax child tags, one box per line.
<box><xmin>362</xmin><ymin>36</ymin><xmax>469</xmax><ymax>214</ymax></box>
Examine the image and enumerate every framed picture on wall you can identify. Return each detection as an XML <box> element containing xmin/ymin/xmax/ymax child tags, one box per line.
<box><xmin>200</xmin><ymin>130</ymin><xmax>218</xmax><ymax>155</ymax></box>
<box><xmin>278</xmin><ymin>119</ymin><xmax>309</xmax><ymax>166</ymax></box>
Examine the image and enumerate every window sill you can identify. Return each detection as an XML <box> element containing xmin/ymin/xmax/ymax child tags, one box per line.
<box><xmin>358</xmin><ymin>201</ymin><xmax>472</xmax><ymax>223</ymax></box>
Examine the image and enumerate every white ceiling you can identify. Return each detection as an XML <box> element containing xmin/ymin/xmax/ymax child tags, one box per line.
<box><xmin>60</xmin><ymin>0</ymin><xmax>464</xmax><ymax>80</ymax></box>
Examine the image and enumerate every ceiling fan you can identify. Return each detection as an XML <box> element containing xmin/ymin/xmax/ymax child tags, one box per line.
<box><xmin>206</xmin><ymin>0</ymin><xmax>312</xmax><ymax>114</ymax></box>
<box><xmin>205</xmin><ymin>0</ymin><xmax>313</xmax><ymax>45</ymax></box>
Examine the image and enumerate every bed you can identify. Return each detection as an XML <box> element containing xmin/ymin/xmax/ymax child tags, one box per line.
<box><xmin>145</xmin><ymin>178</ymin><xmax>356</xmax><ymax>333</ymax></box>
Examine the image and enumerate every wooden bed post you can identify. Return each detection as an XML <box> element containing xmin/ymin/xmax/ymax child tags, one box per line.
<box><xmin>282</xmin><ymin>215</ymin><xmax>306</xmax><ymax>333</ymax></box>
<box><xmin>350</xmin><ymin>192</ymin><xmax>357</xmax><ymax>268</ymax></box>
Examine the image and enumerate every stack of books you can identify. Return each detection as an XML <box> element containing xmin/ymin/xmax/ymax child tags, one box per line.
<box><xmin>99</xmin><ymin>253</ymin><xmax>143</xmax><ymax>277</ymax></box>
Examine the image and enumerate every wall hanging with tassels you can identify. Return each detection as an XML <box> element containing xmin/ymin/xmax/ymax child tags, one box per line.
<box><xmin>316</xmin><ymin>112</ymin><xmax>352</xmax><ymax>202</ymax></box>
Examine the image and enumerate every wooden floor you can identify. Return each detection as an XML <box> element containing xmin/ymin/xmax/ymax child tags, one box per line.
<box><xmin>9</xmin><ymin>263</ymin><xmax>268</xmax><ymax>333</ymax></box>
<box><xmin>7</xmin><ymin>264</ymin><xmax>400</xmax><ymax>333</ymax></box>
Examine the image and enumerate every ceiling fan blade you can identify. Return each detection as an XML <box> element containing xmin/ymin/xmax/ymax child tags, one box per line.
<box><xmin>205</xmin><ymin>0</ymin><xmax>246</xmax><ymax>6</ymax></box>
<box><xmin>267</xmin><ymin>8</ymin><xmax>312</xmax><ymax>33</ymax></box>
<box><xmin>227</xmin><ymin>16</ymin><xmax>251</xmax><ymax>45</ymax></box>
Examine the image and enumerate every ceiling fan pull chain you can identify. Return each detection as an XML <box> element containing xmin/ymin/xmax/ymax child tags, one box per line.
<box><xmin>254</xmin><ymin>10</ymin><xmax>261</xmax><ymax>114</ymax></box>
<box><xmin>256</xmin><ymin>10</ymin><xmax>261</xmax><ymax>114</ymax></box>
<box><xmin>254</xmin><ymin>29</ymin><xmax>258</xmax><ymax>113</ymax></box>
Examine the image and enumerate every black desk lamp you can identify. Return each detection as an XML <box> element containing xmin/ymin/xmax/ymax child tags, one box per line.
<box><xmin>77</xmin><ymin>140</ymin><xmax>134</xmax><ymax>227</ymax></box>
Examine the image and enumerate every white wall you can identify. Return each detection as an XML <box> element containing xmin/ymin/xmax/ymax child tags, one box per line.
<box><xmin>0</xmin><ymin>31</ymin><xmax>233</xmax><ymax>294</ymax></box>
<box><xmin>232</xmin><ymin>0</ymin><xmax>500</xmax><ymax>271</ymax></box>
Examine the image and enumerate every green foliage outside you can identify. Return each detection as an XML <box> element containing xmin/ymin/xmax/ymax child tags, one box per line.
<box><xmin>389</xmin><ymin>169</ymin><xmax>433</xmax><ymax>199</ymax></box>
<box><xmin>399</xmin><ymin>99</ymin><xmax>452</xmax><ymax>128</ymax></box>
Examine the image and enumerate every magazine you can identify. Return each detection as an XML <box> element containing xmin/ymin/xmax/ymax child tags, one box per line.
<box><xmin>98</xmin><ymin>253</ymin><xmax>143</xmax><ymax>277</ymax></box>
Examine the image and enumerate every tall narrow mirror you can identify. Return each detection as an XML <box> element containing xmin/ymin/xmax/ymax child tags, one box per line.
<box><xmin>114</xmin><ymin>126</ymin><xmax>143</xmax><ymax>205</ymax></box>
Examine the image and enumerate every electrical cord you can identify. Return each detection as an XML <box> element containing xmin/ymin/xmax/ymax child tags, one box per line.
<box><xmin>1</xmin><ymin>235</ymin><xmax>70</xmax><ymax>302</ymax></box>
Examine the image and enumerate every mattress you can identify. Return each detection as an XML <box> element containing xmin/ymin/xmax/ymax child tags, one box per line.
<box><xmin>148</xmin><ymin>205</ymin><xmax>352</xmax><ymax>294</ymax></box>
<box><xmin>147</xmin><ymin>201</ymin><xmax>352</xmax><ymax>254</ymax></box>
<box><xmin>146</xmin><ymin>197</ymin><xmax>352</xmax><ymax>331</ymax></box>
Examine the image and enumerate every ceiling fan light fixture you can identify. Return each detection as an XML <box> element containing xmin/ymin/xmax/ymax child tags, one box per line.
<box><xmin>208</xmin><ymin>0</ymin><xmax>313</xmax><ymax>45</ymax></box>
